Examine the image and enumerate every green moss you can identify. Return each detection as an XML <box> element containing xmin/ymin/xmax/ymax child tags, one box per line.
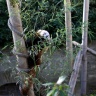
<box><xmin>10</xmin><ymin>0</ymin><xmax>18</xmax><ymax>7</ymax></box>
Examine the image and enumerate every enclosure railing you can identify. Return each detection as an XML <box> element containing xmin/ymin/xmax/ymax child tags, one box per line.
<box><xmin>68</xmin><ymin>0</ymin><xmax>96</xmax><ymax>96</ymax></box>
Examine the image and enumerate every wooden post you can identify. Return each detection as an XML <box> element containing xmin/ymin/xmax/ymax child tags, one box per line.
<box><xmin>68</xmin><ymin>50</ymin><xmax>82</xmax><ymax>96</ymax></box>
<box><xmin>64</xmin><ymin>0</ymin><xmax>73</xmax><ymax>69</ymax></box>
<box><xmin>6</xmin><ymin>0</ymin><xmax>35</xmax><ymax>96</ymax></box>
<box><xmin>72</xmin><ymin>41</ymin><xmax>96</xmax><ymax>56</ymax></box>
<box><xmin>81</xmin><ymin>0</ymin><xmax>89</xmax><ymax>95</ymax></box>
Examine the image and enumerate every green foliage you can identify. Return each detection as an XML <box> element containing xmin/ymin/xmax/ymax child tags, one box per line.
<box><xmin>21</xmin><ymin>0</ymin><xmax>96</xmax><ymax>44</ymax></box>
<box><xmin>10</xmin><ymin>0</ymin><xmax>17</xmax><ymax>6</ymax></box>
<box><xmin>89</xmin><ymin>90</ymin><xmax>96</xmax><ymax>96</ymax></box>
<box><xmin>88</xmin><ymin>3</ymin><xmax>96</xmax><ymax>40</ymax></box>
<box><xmin>21</xmin><ymin>0</ymin><xmax>64</xmax><ymax>38</ymax></box>
<box><xmin>0</xmin><ymin>0</ymin><xmax>12</xmax><ymax>45</ymax></box>
<box><xmin>43</xmin><ymin>76</ymin><xmax>69</xmax><ymax>96</ymax></box>
<box><xmin>1</xmin><ymin>1</ymin><xmax>96</xmax><ymax>95</ymax></box>
<box><xmin>71</xmin><ymin>0</ymin><xmax>96</xmax><ymax>42</ymax></box>
<box><xmin>1</xmin><ymin>0</ymin><xmax>96</xmax><ymax>45</ymax></box>
<box><xmin>90</xmin><ymin>94</ymin><xmax>96</xmax><ymax>96</ymax></box>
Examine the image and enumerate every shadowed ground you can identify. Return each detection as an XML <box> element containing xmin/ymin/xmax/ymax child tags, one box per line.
<box><xmin>0</xmin><ymin>41</ymin><xmax>96</xmax><ymax>95</ymax></box>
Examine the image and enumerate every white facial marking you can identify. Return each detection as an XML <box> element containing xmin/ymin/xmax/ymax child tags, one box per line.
<box><xmin>37</xmin><ymin>30</ymin><xmax>50</xmax><ymax>40</ymax></box>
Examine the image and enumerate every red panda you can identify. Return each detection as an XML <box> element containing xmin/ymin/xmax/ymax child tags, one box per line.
<box><xmin>20</xmin><ymin>30</ymin><xmax>51</xmax><ymax>96</ymax></box>
<box><xmin>25</xmin><ymin>29</ymin><xmax>51</xmax><ymax>69</ymax></box>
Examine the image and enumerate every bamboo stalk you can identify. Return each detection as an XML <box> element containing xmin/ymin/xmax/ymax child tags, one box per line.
<box><xmin>72</xmin><ymin>41</ymin><xmax>96</xmax><ymax>56</ymax></box>
<box><xmin>6</xmin><ymin>0</ymin><xmax>35</xmax><ymax>96</ymax></box>
<box><xmin>81</xmin><ymin>0</ymin><xmax>89</xmax><ymax>95</ymax></box>
<box><xmin>64</xmin><ymin>0</ymin><xmax>73</xmax><ymax>69</ymax></box>
<box><xmin>68</xmin><ymin>50</ymin><xmax>82</xmax><ymax>96</ymax></box>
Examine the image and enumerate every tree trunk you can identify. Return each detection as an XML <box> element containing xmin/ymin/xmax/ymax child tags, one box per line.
<box><xmin>64</xmin><ymin>0</ymin><xmax>73</xmax><ymax>69</ymax></box>
<box><xmin>6</xmin><ymin>0</ymin><xmax>35</xmax><ymax>96</ymax></box>
<box><xmin>6</xmin><ymin>0</ymin><xmax>28</xmax><ymax>69</ymax></box>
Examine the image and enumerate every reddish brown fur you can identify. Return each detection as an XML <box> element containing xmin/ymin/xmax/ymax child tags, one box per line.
<box><xmin>20</xmin><ymin>50</ymin><xmax>45</xmax><ymax>96</ymax></box>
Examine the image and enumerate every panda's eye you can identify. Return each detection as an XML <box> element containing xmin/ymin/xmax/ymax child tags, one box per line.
<box><xmin>46</xmin><ymin>35</ymin><xmax>49</xmax><ymax>38</ymax></box>
<box><xmin>43</xmin><ymin>33</ymin><xmax>47</xmax><ymax>36</ymax></box>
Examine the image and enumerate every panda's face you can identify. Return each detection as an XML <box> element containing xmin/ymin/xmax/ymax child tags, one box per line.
<box><xmin>36</xmin><ymin>30</ymin><xmax>50</xmax><ymax>40</ymax></box>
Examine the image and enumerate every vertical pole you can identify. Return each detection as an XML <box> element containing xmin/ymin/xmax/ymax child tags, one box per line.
<box><xmin>64</xmin><ymin>0</ymin><xmax>73</xmax><ymax>69</ymax></box>
<box><xmin>81</xmin><ymin>0</ymin><xmax>89</xmax><ymax>95</ymax></box>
